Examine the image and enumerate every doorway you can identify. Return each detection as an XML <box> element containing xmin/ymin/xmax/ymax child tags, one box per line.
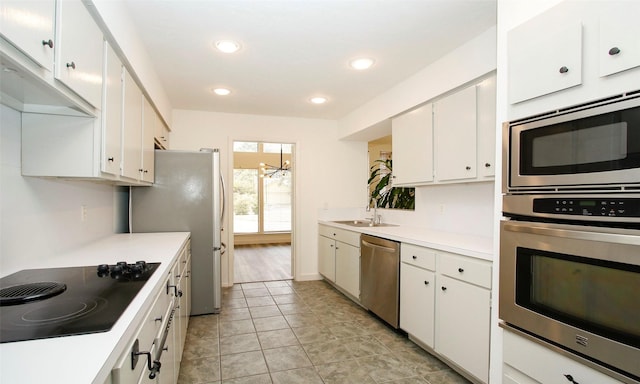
<box><xmin>232</xmin><ymin>141</ymin><xmax>293</xmax><ymax>283</ymax></box>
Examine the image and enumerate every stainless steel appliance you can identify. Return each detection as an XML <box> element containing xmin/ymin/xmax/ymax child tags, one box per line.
<box><xmin>503</xmin><ymin>92</ymin><xmax>640</xmax><ymax>193</ymax></box>
<box><xmin>131</xmin><ymin>149</ymin><xmax>225</xmax><ymax>315</ymax></box>
<box><xmin>500</xmin><ymin>220</ymin><xmax>640</xmax><ymax>382</ymax></box>
<box><xmin>0</xmin><ymin>262</ymin><xmax>160</xmax><ymax>343</ymax></box>
<box><xmin>500</xmin><ymin>92</ymin><xmax>640</xmax><ymax>383</ymax></box>
<box><xmin>360</xmin><ymin>234</ymin><xmax>400</xmax><ymax>328</ymax></box>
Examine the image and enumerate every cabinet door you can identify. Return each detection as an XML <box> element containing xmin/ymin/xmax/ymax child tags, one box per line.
<box><xmin>142</xmin><ymin>97</ymin><xmax>155</xmax><ymax>182</ymax></box>
<box><xmin>598</xmin><ymin>10</ymin><xmax>640</xmax><ymax>77</ymax></box>
<box><xmin>122</xmin><ymin>69</ymin><xmax>143</xmax><ymax>180</ymax></box>
<box><xmin>335</xmin><ymin>242</ymin><xmax>360</xmax><ymax>299</ymax></box>
<box><xmin>508</xmin><ymin>18</ymin><xmax>582</xmax><ymax>104</ymax></box>
<box><xmin>435</xmin><ymin>275</ymin><xmax>490</xmax><ymax>383</ymax></box>
<box><xmin>56</xmin><ymin>0</ymin><xmax>103</xmax><ymax>108</ymax></box>
<box><xmin>400</xmin><ymin>263</ymin><xmax>435</xmax><ymax>348</ymax></box>
<box><xmin>476</xmin><ymin>76</ymin><xmax>496</xmax><ymax>178</ymax></box>
<box><xmin>0</xmin><ymin>0</ymin><xmax>55</xmax><ymax>71</ymax></box>
<box><xmin>318</xmin><ymin>235</ymin><xmax>336</xmax><ymax>282</ymax></box>
<box><xmin>391</xmin><ymin>103</ymin><xmax>433</xmax><ymax>186</ymax></box>
<box><xmin>101</xmin><ymin>42</ymin><xmax>122</xmax><ymax>176</ymax></box>
<box><xmin>434</xmin><ymin>85</ymin><xmax>477</xmax><ymax>182</ymax></box>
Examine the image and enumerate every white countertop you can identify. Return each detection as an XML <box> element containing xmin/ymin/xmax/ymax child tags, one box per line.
<box><xmin>319</xmin><ymin>220</ymin><xmax>493</xmax><ymax>261</ymax></box>
<box><xmin>0</xmin><ymin>232</ymin><xmax>190</xmax><ymax>384</ymax></box>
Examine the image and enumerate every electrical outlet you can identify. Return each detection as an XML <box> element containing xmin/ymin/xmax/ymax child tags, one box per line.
<box><xmin>438</xmin><ymin>204</ymin><xmax>445</xmax><ymax>214</ymax></box>
<box><xmin>81</xmin><ymin>205</ymin><xmax>87</xmax><ymax>222</ymax></box>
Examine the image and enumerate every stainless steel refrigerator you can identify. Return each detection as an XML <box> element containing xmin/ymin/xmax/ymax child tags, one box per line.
<box><xmin>130</xmin><ymin>149</ymin><xmax>225</xmax><ymax>315</ymax></box>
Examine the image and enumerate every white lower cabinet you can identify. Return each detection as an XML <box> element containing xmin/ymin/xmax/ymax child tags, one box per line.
<box><xmin>435</xmin><ymin>274</ymin><xmax>490</xmax><ymax>383</ymax></box>
<box><xmin>399</xmin><ymin>243</ymin><xmax>492</xmax><ymax>384</ymax></box>
<box><xmin>318</xmin><ymin>234</ymin><xmax>337</xmax><ymax>282</ymax></box>
<box><xmin>318</xmin><ymin>225</ymin><xmax>360</xmax><ymax>300</ymax></box>
<box><xmin>435</xmin><ymin>252</ymin><xmax>491</xmax><ymax>383</ymax></box>
<box><xmin>502</xmin><ymin>330</ymin><xmax>624</xmax><ymax>384</ymax></box>
<box><xmin>335</xmin><ymin>241</ymin><xmax>360</xmax><ymax>299</ymax></box>
<box><xmin>399</xmin><ymin>243</ymin><xmax>436</xmax><ymax>348</ymax></box>
<box><xmin>111</xmin><ymin>239</ymin><xmax>191</xmax><ymax>384</ymax></box>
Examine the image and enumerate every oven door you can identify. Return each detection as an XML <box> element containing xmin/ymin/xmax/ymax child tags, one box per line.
<box><xmin>505</xmin><ymin>95</ymin><xmax>640</xmax><ymax>191</ymax></box>
<box><xmin>499</xmin><ymin>220</ymin><xmax>640</xmax><ymax>381</ymax></box>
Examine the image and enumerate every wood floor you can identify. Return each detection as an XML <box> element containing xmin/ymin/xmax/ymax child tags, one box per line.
<box><xmin>234</xmin><ymin>243</ymin><xmax>292</xmax><ymax>283</ymax></box>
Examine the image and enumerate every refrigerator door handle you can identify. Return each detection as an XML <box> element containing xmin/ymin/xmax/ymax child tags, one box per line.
<box><xmin>220</xmin><ymin>174</ymin><xmax>226</xmax><ymax>227</ymax></box>
<box><xmin>214</xmin><ymin>243</ymin><xmax>226</xmax><ymax>253</ymax></box>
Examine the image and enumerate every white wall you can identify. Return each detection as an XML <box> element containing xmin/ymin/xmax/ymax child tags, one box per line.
<box><xmin>338</xmin><ymin>26</ymin><xmax>497</xmax><ymax>139</ymax></box>
<box><xmin>0</xmin><ymin>105</ymin><xmax>121</xmax><ymax>275</ymax></box>
<box><xmin>170</xmin><ymin>110</ymin><xmax>367</xmax><ymax>285</ymax></box>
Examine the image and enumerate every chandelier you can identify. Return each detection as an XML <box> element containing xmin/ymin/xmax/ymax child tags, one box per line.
<box><xmin>259</xmin><ymin>146</ymin><xmax>291</xmax><ymax>178</ymax></box>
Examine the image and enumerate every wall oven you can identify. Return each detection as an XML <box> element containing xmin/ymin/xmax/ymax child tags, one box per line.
<box><xmin>500</xmin><ymin>220</ymin><xmax>640</xmax><ymax>382</ymax></box>
<box><xmin>500</xmin><ymin>92</ymin><xmax>640</xmax><ymax>384</ymax></box>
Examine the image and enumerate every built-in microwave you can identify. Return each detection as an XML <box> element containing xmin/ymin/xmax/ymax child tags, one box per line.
<box><xmin>503</xmin><ymin>92</ymin><xmax>640</xmax><ymax>193</ymax></box>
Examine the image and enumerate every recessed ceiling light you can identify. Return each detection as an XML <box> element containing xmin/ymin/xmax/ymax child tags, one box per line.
<box><xmin>212</xmin><ymin>88</ymin><xmax>231</xmax><ymax>96</ymax></box>
<box><xmin>215</xmin><ymin>40</ymin><xmax>241</xmax><ymax>53</ymax></box>
<box><xmin>349</xmin><ymin>58</ymin><xmax>375</xmax><ymax>70</ymax></box>
<box><xmin>310</xmin><ymin>97</ymin><xmax>328</xmax><ymax>104</ymax></box>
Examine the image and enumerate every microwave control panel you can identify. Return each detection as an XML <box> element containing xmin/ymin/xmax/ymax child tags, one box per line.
<box><xmin>533</xmin><ymin>198</ymin><xmax>640</xmax><ymax>218</ymax></box>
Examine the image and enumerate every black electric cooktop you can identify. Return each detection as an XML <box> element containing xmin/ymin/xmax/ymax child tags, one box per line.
<box><xmin>0</xmin><ymin>262</ymin><xmax>160</xmax><ymax>343</ymax></box>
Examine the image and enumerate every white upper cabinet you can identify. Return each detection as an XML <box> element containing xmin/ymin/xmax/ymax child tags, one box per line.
<box><xmin>391</xmin><ymin>103</ymin><xmax>433</xmax><ymax>186</ymax></box>
<box><xmin>598</xmin><ymin>12</ymin><xmax>640</xmax><ymax>77</ymax></box>
<box><xmin>55</xmin><ymin>0</ymin><xmax>103</xmax><ymax>108</ymax></box>
<box><xmin>141</xmin><ymin>97</ymin><xmax>155</xmax><ymax>183</ymax></box>
<box><xmin>507</xmin><ymin>1</ymin><xmax>640</xmax><ymax>120</ymax></box>
<box><xmin>476</xmin><ymin>76</ymin><xmax>497</xmax><ymax>178</ymax></box>
<box><xmin>101</xmin><ymin>42</ymin><xmax>122</xmax><ymax>176</ymax></box>
<box><xmin>434</xmin><ymin>85</ymin><xmax>477</xmax><ymax>182</ymax></box>
<box><xmin>122</xmin><ymin>69</ymin><xmax>143</xmax><ymax>181</ymax></box>
<box><xmin>508</xmin><ymin>18</ymin><xmax>583</xmax><ymax>104</ymax></box>
<box><xmin>390</xmin><ymin>74</ymin><xmax>496</xmax><ymax>187</ymax></box>
<box><xmin>0</xmin><ymin>0</ymin><xmax>55</xmax><ymax>71</ymax></box>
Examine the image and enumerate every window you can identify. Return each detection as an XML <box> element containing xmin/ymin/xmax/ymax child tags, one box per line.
<box><xmin>263</xmin><ymin>173</ymin><xmax>292</xmax><ymax>232</ymax></box>
<box><xmin>233</xmin><ymin>142</ymin><xmax>292</xmax><ymax>234</ymax></box>
<box><xmin>233</xmin><ymin>169</ymin><xmax>258</xmax><ymax>233</ymax></box>
<box><xmin>233</xmin><ymin>141</ymin><xmax>258</xmax><ymax>152</ymax></box>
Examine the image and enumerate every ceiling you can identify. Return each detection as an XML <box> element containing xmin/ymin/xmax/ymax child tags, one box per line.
<box><xmin>123</xmin><ymin>0</ymin><xmax>496</xmax><ymax>120</ymax></box>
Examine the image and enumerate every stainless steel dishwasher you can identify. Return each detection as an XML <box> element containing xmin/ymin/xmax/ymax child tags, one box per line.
<box><xmin>360</xmin><ymin>234</ymin><xmax>400</xmax><ymax>328</ymax></box>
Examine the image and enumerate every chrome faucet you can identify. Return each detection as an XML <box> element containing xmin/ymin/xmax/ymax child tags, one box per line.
<box><xmin>366</xmin><ymin>198</ymin><xmax>381</xmax><ymax>225</ymax></box>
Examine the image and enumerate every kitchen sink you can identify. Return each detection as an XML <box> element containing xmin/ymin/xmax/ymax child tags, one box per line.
<box><xmin>332</xmin><ymin>220</ymin><xmax>397</xmax><ymax>228</ymax></box>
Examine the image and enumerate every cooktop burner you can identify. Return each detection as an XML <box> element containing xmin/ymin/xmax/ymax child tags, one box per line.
<box><xmin>0</xmin><ymin>262</ymin><xmax>160</xmax><ymax>343</ymax></box>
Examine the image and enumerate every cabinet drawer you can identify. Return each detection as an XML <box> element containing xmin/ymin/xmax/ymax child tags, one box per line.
<box><xmin>319</xmin><ymin>225</ymin><xmax>360</xmax><ymax>247</ymax></box>
<box><xmin>503</xmin><ymin>331</ymin><xmax>624</xmax><ymax>384</ymax></box>
<box><xmin>112</xmin><ymin>281</ymin><xmax>169</xmax><ymax>384</ymax></box>
<box><xmin>437</xmin><ymin>252</ymin><xmax>491</xmax><ymax>289</ymax></box>
<box><xmin>401</xmin><ymin>243</ymin><xmax>436</xmax><ymax>271</ymax></box>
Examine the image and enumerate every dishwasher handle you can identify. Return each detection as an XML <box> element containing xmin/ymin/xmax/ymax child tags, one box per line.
<box><xmin>361</xmin><ymin>239</ymin><xmax>397</xmax><ymax>253</ymax></box>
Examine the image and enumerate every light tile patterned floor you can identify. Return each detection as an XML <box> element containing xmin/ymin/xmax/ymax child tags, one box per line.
<box><xmin>178</xmin><ymin>280</ymin><xmax>471</xmax><ymax>384</ymax></box>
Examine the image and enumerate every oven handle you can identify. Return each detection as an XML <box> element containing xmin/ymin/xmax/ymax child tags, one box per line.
<box><xmin>502</xmin><ymin>221</ymin><xmax>640</xmax><ymax>246</ymax></box>
<box><xmin>149</xmin><ymin>307</ymin><xmax>176</xmax><ymax>379</ymax></box>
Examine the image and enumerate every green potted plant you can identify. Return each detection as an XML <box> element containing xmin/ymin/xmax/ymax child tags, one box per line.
<box><xmin>368</xmin><ymin>159</ymin><xmax>415</xmax><ymax>210</ymax></box>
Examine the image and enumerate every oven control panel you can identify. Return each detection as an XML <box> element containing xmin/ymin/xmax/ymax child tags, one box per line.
<box><xmin>533</xmin><ymin>198</ymin><xmax>640</xmax><ymax>217</ymax></box>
